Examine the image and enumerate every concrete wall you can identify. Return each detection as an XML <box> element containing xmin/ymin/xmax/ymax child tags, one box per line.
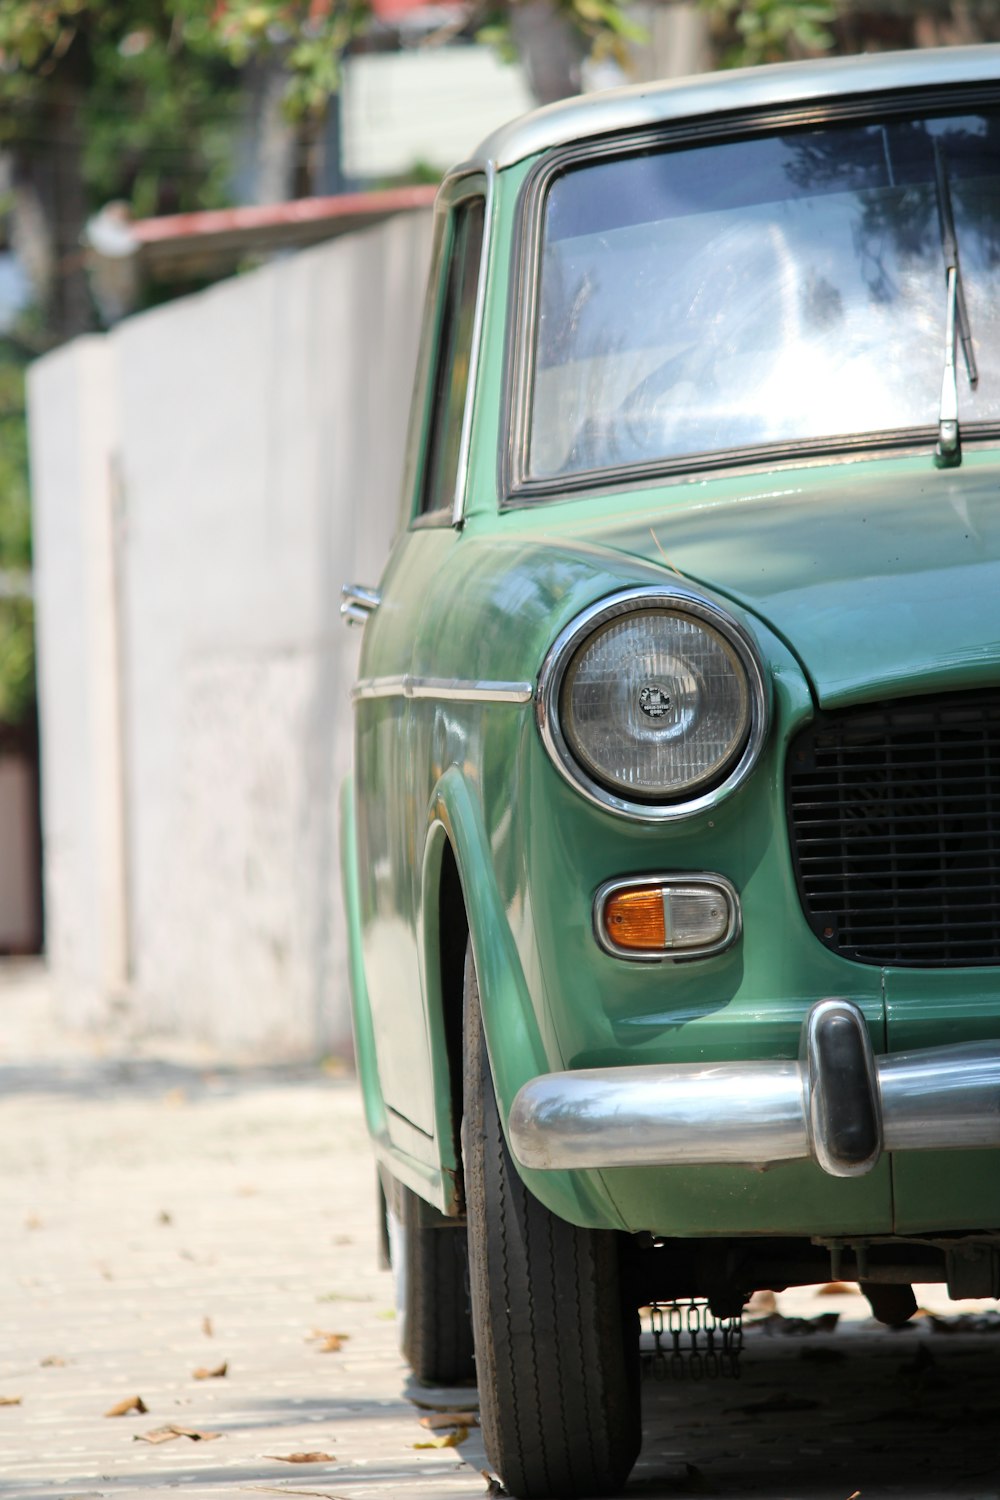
<box><xmin>28</xmin><ymin>211</ymin><xmax>433</xmax><ymax>1057</ymax></box>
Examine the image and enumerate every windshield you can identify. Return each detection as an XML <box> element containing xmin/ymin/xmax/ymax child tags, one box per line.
<box><xmin>527</xmin><ymin>110</ymin><xmax>1000</xmax><ymax>483</ymax></box>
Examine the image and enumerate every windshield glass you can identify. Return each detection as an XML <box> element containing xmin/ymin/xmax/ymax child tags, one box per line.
<box><xmin>527</xmin><ymin>111</ymin><xmax>1000</xmax><ymax>482</ymax></box>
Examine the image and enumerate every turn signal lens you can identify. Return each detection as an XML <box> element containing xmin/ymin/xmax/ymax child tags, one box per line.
<box><xmin>597</xmin><ymin>877</ymin><xmax>740</xmax><ymax>961</ymax></box>
<box><xmin>602</xmin><ymin>889</ymin><xmax>666</xmax><ymax>951</ymax></box>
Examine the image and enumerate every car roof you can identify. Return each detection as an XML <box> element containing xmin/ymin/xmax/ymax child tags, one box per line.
<box><xmin>465</xmin><ymin>44</ymin><xmax>1000</xmax><ymax>173</ymax></box>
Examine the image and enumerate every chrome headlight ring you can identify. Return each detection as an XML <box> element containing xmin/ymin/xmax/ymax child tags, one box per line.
<box><xmin>535</xmin><ymin>586</ymin><xmax>770</xmax><ymax>822</ymax></box>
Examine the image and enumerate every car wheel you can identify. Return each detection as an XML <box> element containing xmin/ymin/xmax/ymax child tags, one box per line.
<box><xmin>462</xmin><ymin>941</ymin><xmax>641</xmax><ymax>1499</ymax></box>
<box><xmin>386</xmin><ymin>1178</ymin><xmax>476</xmax><ymax>1387</ymax></box>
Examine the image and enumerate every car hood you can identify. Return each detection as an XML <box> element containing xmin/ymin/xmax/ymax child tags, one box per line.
<box><xmin>552</xmin><ymin>456</ymin><xmax>1000</xmax><ymax>708</ymax></box>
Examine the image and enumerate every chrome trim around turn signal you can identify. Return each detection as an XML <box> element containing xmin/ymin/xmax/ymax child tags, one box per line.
<box><xmin>594</xmin><ymin>873</ymin><xmax>741</xmax><ymax>962</ymax></box>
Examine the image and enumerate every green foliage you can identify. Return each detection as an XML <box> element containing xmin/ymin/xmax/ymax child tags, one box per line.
<box><xmin>0</xmin><ymin>348</ymin><xmax>34</xmax><ymax>726</ymax></box>
<box><xmin>478</xmin><ymin>0</ymin><xmax>645</xmax><ymax>74</ymax></box>
<box><xmin>0</xmin><ymin>4</ymin><xmax>242</xmax><ymax>215</ymax></box>
<box><xmin>82</xmin><ymin>20</ymin><xmax>239</xmax><ymax>216</ymax></box>
<box><xmin>0</xmin><ymin>598</ymin><xmax>35</xmax><ymax>726</ymax></box>
<box><xmin>701</xmin><ymin>0</ymin><xmax>837</xmax><ymax>66</ymax></box>
<box><xmin>0</xmin><ymin>358</ymin><xmax>31</xmax><ymax>572</ymax></box>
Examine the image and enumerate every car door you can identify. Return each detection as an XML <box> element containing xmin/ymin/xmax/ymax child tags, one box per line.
<box><xmin>353</xmin><ymin>177</ymin><xmax>487</xmax><ymax>1146</ymax></box>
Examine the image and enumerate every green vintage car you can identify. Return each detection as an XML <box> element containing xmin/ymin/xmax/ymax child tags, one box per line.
<box><xmin>341</xmin><ymin>44</ymin><xmax>1000</xmax><ymax>1498</ymax></box>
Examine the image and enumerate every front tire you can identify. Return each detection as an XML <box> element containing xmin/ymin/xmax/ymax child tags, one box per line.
<box><xmin>462</xmin><ymin>943</ymin><xmax>641</xmax><ymax>1498</ymax></box>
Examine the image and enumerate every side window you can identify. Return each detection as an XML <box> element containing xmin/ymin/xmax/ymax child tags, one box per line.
<box><xmin>419</xmin><ymin>196</ymin><xmax>485</xmax><ymax>517</ymax></box>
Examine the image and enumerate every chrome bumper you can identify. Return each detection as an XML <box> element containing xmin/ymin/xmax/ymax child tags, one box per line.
<box><xmin>508</xmin><ymin>999</ymin><xmax>1000</xmax><ymax>1179</ymax></box>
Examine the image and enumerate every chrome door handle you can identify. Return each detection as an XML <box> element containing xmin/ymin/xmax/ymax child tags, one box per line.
<box><xmin>341</xmin><ymin>582</ymin><xmax>381</xmax><ymax>627</ymax></box>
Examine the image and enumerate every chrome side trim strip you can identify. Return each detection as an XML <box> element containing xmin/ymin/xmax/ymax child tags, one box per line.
<box><xmin>352</xmin><ymin>675</ymin><xmax>534</xmax><ymax>705</ymax></box>
<box><xmin>508</xmin><ymin>999</ymin><xmax>1000</xmax><ymax>1178</ymax></box>
<box><xmin>408</xmin><ymin>677</ymin><xmax>533</xmax><ymax>703</ymax></box>
<box><xmin>352</xmin><ymin>676</ymin><xmax>408</xmax><ymax>701</ymax></box>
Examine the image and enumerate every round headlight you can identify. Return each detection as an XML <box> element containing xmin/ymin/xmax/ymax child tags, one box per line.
<box><xmin>538</xmin><ymin>589</ymin><xmax>768</xmax><ymax>820</ymax></box>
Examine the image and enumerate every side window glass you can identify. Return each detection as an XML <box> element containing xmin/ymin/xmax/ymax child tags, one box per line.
<box><xmin>419</xmin><ymin>196</ymin><xmax>485</xmax><ymax>517</ymax></box>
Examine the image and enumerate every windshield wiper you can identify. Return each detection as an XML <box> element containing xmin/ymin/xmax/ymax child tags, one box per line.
<box><xmin>933</xmin><ymin>140</ymin><xmax>978</xmax><ymax>467</ymax></box>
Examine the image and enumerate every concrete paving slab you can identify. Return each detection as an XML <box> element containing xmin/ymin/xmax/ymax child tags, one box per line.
<box><xmin>2</xmin><ymin>962</ymin><xmax>1000</xmax><ymax>1500</ymax></box>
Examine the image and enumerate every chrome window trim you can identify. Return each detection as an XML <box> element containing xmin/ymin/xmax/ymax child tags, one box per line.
<box><xmin>403</xmin><ymin>169</ymin><xmax>489</xmax><ymax>532</ymax></box>
<box><xmin>536</xmin><ymin>586</ymin><xmax>769</xmax><ymax>823</ymax></box>
<box><xmin>593</xmin><ymin>872</ymin><xmax>741</xmax><ymax>963</ymax></box>
<box><xmin>352</xmin><ymin>675</ymin><xmax>533</xmax><ymax>705</ymax></box>
<box><xmin>501</xmin><ymin>80</ymin><xmax>1000</xmax><ymax>506</ymax></box>
<box><xmin>452</xmin><ymin>162</ymin><xmax>495</xmax><ymax>528</ymax></box>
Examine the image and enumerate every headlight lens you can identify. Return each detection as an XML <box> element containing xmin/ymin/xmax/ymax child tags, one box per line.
<box><xmin>561</xmin><ymin>609</ymin><xmax>750</xmax><ymax>799</ymax></box>
<box><xmin>538</xmin><ymin>589</ymin><xmax>767</xmax><ymax>820</ymax></box>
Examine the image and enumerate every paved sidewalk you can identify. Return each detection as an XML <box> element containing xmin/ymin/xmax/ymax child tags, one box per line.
<box><xmin>3</xmin><ymin>962</ymin><xmax>1000</xmax><ymax>1500</ymax></box>
<box><xmin>0</xmin><ymin>964</ymin><xmax>485</xmax><ymax>1500</ymax></box>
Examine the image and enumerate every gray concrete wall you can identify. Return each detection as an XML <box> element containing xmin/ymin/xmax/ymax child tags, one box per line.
<box><xmin>28</xmin><ymin>211</ymin><xmax>432</xmax><ymax>1057</ymax></box>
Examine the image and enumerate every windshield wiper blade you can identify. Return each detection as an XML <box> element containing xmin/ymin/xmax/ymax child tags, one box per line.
<box><xmin>934</xmin><ymin>141</ymin><xmax>978</xmax><ymax>467</ymax></box>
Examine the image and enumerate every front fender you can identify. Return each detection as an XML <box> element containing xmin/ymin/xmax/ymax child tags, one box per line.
<box><xmin>426</xmin><ymin>765</ymin><xmax>629</xmax><ymax>1230</ymax></box>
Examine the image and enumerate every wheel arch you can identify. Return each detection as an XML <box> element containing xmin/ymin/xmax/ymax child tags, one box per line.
<box><xmin>420</xmin><ymin>767</ymin><xmax>550</xmax><ymax>1215</ymax></box>
<box><xmin>420</xmin><ymin>821</ymin><xmax>469</xmax><ymax>1215</ymax></box>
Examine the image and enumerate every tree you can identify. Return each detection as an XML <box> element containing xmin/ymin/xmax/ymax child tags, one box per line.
<box><xmin>700</xmin><ymin>0</ymin><xmax>1000</xmax><ymax>68</ymax></box>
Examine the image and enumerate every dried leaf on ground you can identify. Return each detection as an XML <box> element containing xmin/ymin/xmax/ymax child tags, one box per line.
<box><xmin>40</xmin><ymin>1356</ymin><xmax>67</xmax><ymax>1368</ymax></box>
<box><xmin>817</xmin><ymin>1281</ymin><xmax>860</xmax><ymax>1296</ymax></box>
<box><xmin>307</xmin><ymin>1330</ymin><xmax>349</xmax><ymax>1352</ymax></box>
<box><xmin>192</xmin><ymin>1361</ymin><xmax>228</xmax><ymax>1380</ymax></box>
<box><xmin>845</xmin><ymin>1492</ymin><xmax>861</xmax><ymax>1500</ymax></box>
<box><xmin>419</xmin><ymin>1411</ymin><xmax>479</xmax><ymax>1429</ymax></box>
<box><xmin>135</xmin><ymin>1423</ymin><xmax>222</xmax><ymax>1444</ymax></box>
<box><xmin>0</xmin><ymin>1396</ymin><xmax>22</xmax><ymax>1407</ymax></box>
<box><xmin>264</xmin><ymin>1451</ymin><xmax>337</xmax><ymax>1464</ymax></box>
<box><xmin>157</xmin><ymin>1210</ymin><xmax>173</xmax><ymax>1225</ymax></box>
<box><xmin>24</xmin><ymin>1213</ymin><xmax>42</xmax><ymax>1230</ymax></box>
<box><xmin>414</xmin><ymin>1426</ymin><xmax>470</xmax><ymax>1449</ymax></box>
<box><xmin>105</xmin><ymin>1395</ymin><xmax>148</xmax><ymax>1417</ymax></box>
<box><xmin>202</xmin><ymin>1315</ymin><xmax>214</xmax><ymax>1337</ymax></box>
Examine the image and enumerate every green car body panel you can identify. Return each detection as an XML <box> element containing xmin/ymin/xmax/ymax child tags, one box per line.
<box><xmin>343</xmin><ymin>47</ymin><xmax>1000</xmax><ymax>1258</ymax></box>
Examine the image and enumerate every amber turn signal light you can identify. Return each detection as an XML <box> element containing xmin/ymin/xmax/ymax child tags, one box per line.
<box><xmin>595</xmin><ymin>876</ymin><xmax>740</xmax><ymax>961</ymax></box>
<box><xmin>602</xmin><ymin>889</ymin><xmax>666</xmax><ymax>950</ymax></box>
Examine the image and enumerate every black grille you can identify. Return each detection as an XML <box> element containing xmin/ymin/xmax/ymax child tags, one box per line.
<box><xmin>787</xmin><ymin>690</ymin><xmax>1000</xmax><ymax>967</ymax></box>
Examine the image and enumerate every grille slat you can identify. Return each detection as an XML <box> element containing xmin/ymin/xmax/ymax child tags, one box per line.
<box><xmin>787</xmin><ymin>689</ymin><xmax>1000</xmax><ymax>967</ymax></box>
